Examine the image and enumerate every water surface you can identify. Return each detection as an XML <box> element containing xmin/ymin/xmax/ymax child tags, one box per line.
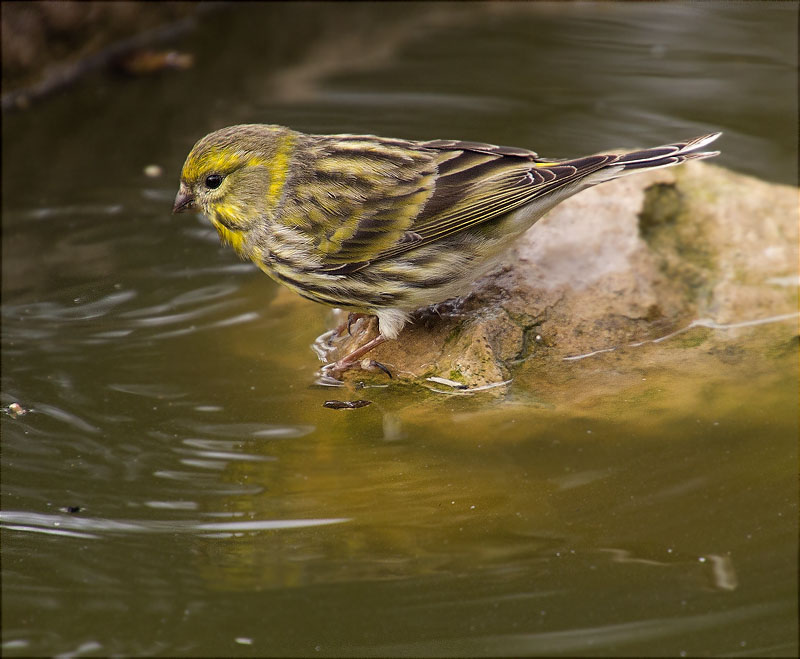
<box><xmin>2</xmin><ymin>3</ymin><xmax>797</xmax><ymax>656</ymax></box>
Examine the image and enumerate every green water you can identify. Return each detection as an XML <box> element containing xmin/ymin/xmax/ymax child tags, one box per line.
<box><xmin>2</xmin><ymin>3</ymin><xmax>798</xmax><ymax>656</ymax></box>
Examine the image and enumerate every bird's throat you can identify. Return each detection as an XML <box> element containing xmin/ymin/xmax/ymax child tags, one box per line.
<box><xmin>210</xmin><ymin>216</ymin><xmax>247</xmax><ymax>256</ymax></box>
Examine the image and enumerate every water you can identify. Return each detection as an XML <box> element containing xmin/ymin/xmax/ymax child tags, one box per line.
<box><xmin>2</xmin><ymin>3</ymin><xmax>798</xmax><ymax>656</ymax></box>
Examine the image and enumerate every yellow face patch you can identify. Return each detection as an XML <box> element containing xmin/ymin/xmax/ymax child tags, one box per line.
<box><xmin>265</xmin><ymin>133</ymin><xmax>295</xmax><ymax>211</ymax></box>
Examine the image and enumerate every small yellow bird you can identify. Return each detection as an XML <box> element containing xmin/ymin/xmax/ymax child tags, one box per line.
<box><xmin>173</xmin><ymin>125</ymin><xmax>720</xmax><ymax>375</ymax></box>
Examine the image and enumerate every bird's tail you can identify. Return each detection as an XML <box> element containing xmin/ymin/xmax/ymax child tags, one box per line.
<box><xmin>581</xmin><ymin>132</ymin><xmax>722</xmax><ymax>185</ymax></box>
<box><xmin>616</xmin><ymin>132</ymin><xmax>721</xmax><ymax>171</ymax></box>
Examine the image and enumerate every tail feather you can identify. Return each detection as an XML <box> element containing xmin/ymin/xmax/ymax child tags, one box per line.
<box><xmin>580</xmin><ymin>132</ymin><xmax>721</xmax><ymax>186</ymax></box>
<box><xmin>617</xmin><ymin>132</ymin><xmax>722</xmax><ymax>170</ymax></box>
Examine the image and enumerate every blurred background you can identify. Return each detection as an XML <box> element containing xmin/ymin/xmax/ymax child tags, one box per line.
<box><xmin>2</xmin><ymin>2</ymin><xmax>798</xmax><ymax>657</ymax></box>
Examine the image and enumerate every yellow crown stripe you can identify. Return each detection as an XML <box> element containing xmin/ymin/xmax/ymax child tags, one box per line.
<box><xmin>185</xmin><ymin>149</ymin><xmax>243</xmax><ymax>180</ymax></box>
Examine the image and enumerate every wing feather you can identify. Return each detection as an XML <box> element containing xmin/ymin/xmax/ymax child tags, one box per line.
<box><xmin>283</xmin><ymin>135</ymin><xmax>614</xmax><ymax>273</ymax></box>
<box><xmin>281</xmin><ymin>136</ymin><xmax>438</xmax><ymax>265</ymax></box>
<box><xmin>372</xmin><ymin>153</ymin><xmax>614</xmax><ymax>262</ymax></box>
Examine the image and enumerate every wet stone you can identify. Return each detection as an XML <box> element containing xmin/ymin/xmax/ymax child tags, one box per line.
<box><xmin>326</xmin><ymin>162</ymin><xmax>798</xmax><ymax>389</ymax></box>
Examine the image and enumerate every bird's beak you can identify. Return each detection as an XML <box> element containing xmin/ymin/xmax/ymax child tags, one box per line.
<box><xmin>172</xmin><ymin>184</ymin><xmax>195</xmax><ymax>214</ymax></box>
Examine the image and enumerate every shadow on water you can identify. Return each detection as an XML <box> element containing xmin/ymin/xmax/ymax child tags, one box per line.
<box><xmin>1</xmin><ymin>2</ymin><xmax>797</xmax><ymax>656</ymax></box>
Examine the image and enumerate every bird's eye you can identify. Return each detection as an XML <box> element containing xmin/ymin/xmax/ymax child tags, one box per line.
<box><xmin>204</xmin><ymin>174</ymin><xmax>223</xmax><ymax>189</ymax></box>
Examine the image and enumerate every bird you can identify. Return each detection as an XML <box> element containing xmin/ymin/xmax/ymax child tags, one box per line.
<box><xmin>173</xmin><ymin>125</ymin><xmax>721</xmax><ymax>376</ymax></box>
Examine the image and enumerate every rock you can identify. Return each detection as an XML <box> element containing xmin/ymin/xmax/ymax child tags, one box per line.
<box><xmin>328</xmin><ymin>162</ymin><xmax>798</xmax><ymax>388</ymax></box>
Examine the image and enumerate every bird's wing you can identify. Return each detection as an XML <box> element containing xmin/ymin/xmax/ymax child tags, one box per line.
<box><xmin>375</xmin><ymin>144</ymin><xmax>614</xmax><ymax>264</ymax></box>
<box><xmin>284</xmin><ymin>135</ymin><xmax>613</xmax><ymax>273</ymax></box>
<box><xmin>280</xmin><ymin>135</ymin><xmax>439</xmax><ymax>267</ymax></box>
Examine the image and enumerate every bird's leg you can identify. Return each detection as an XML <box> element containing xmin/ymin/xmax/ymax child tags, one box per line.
<box><xmin>321</xmin><ymin>314</ymin><xmax>394</xmax><ymax>379</ymax></box>
<box><xmin>323</xmin><ymin>334</ymin><xmax>387</xmax><ymax>377</ymax></box>
<box><xmin>315</xmin><ymin>311</ymin><xmax>371</xmax><ymax>360</ymax></box>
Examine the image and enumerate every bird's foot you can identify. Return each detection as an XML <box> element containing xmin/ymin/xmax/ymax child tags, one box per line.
<box><xmin>331</xmin><ymin>312</ymin><xmax>370</xmax><ymax>339</ymax></box>
<box><xmin>322</xmin><ymin>334</ymin><xmax>388</xmax><ymax>380</ymax></box>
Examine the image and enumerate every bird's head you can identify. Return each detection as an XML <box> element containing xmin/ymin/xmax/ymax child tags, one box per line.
<box><xmin>173</xmin><ymin>124</ymin><xmax>296</xmax><ymax>250</ymax></box>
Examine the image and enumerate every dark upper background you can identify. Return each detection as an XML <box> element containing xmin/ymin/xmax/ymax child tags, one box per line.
<box><xmin>2</xmin><ymin>2</ymin><xmax>798</xmax><ymax>209</ymax></box>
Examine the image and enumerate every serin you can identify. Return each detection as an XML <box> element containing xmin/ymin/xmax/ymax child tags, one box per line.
<box><xmin>173</xmin><ymin>125</ymin><xmax>720</xmax><ymax>375</ymax></box>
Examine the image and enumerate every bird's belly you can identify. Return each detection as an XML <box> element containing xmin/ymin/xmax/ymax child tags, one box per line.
<box><xmin>365</xmin><ymin>231</ymin><xmax>525</xmax><ymax>312</ymax></box>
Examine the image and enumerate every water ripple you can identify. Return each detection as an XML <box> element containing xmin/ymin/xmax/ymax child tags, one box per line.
<box><xmin>3</xmin><ymin>290</ymin><xmax>137</xmax><ymax>323</ymax></box>
<box><xmin>175</xmin><ymin>422</ymin><xmax>315</xmax><ymax>440</ymax></box>
<box><xmin>358</xmin><ymin>602</ymin><xmax>782</xmax><ymax>656</ymax></box>
<box><xmin>0</xmin><ymin>511</ymin><xmax>350</xmax><ymax>538</ymax></box>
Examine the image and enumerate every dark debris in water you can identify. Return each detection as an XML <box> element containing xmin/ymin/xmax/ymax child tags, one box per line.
<box><xmin>323</xmin><ymin>399</ymin><xmax>372</xmax><ymax>410</ymax></box>
<box><xmin>60</xmin><ymin>506</ymin><xmax>83</xmax><ymax>514</ymax></box>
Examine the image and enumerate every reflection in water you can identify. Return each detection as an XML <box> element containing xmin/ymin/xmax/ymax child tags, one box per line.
<box><xmin>600</xmin><ymin>549</ymin><xmax>738</xmax><ymax>592</ymax></box>
<box><xmin>705</xmin><ymin>555</ymin><xmax>738</xmax><ymax>592</ymax></box>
